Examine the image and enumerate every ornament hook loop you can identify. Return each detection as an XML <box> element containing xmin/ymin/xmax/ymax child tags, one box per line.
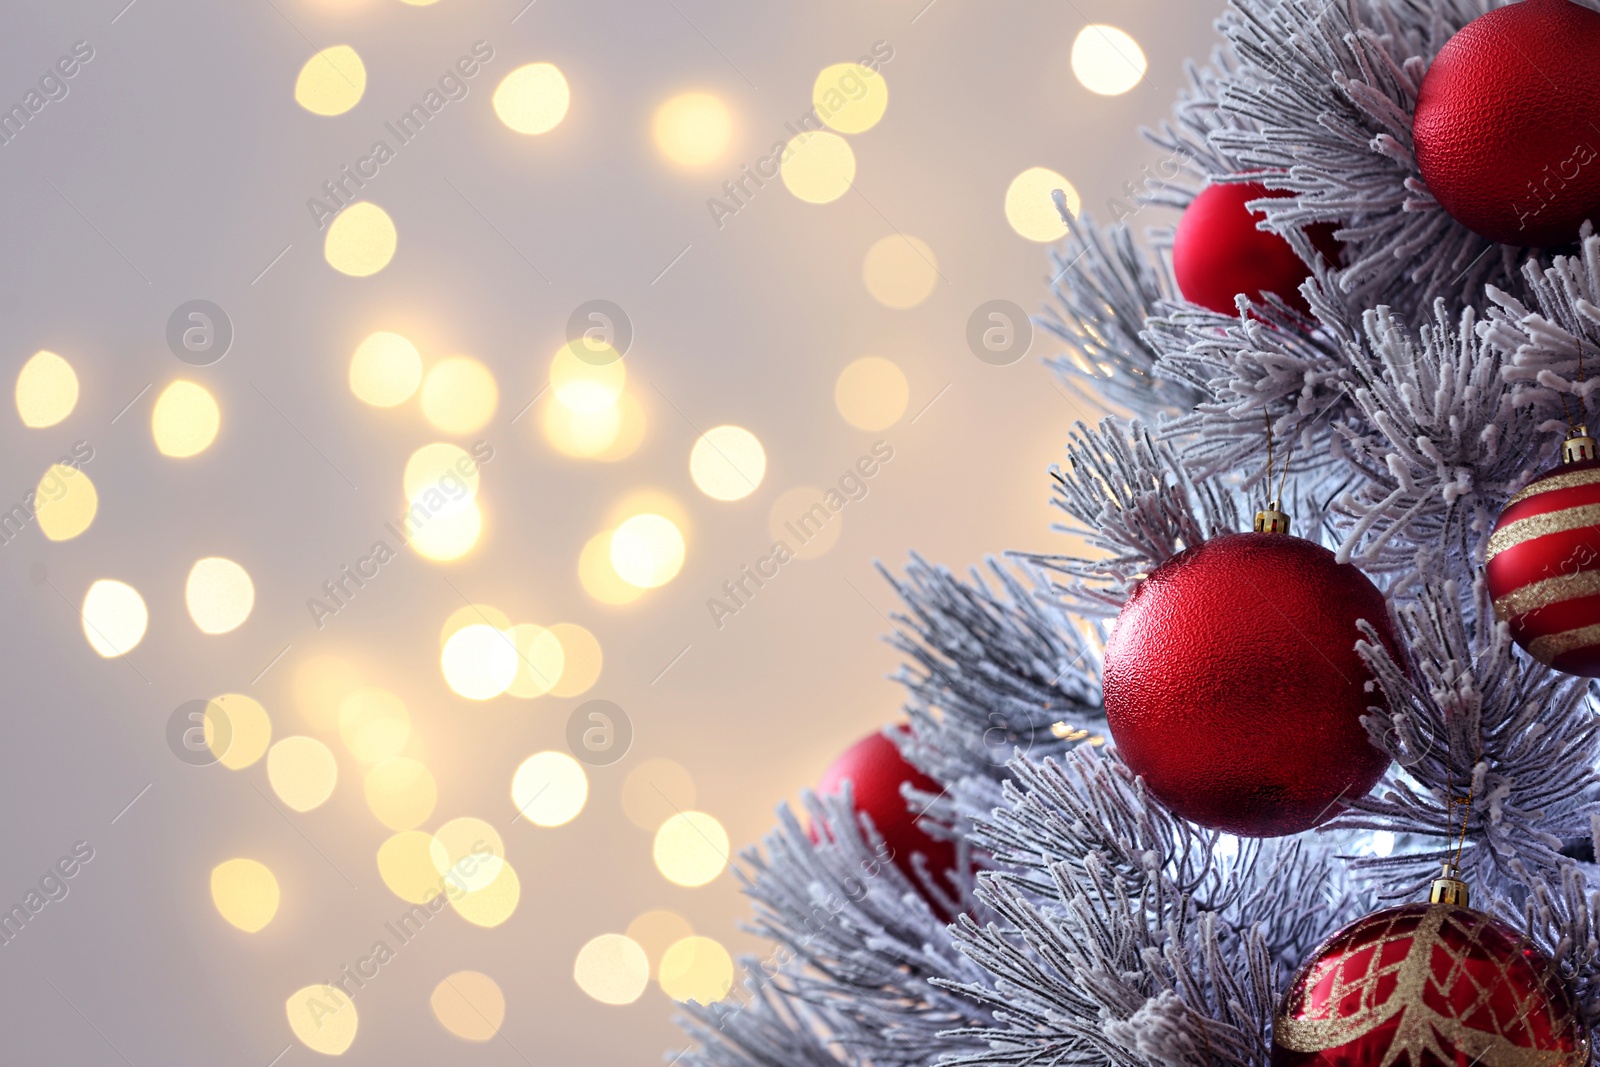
<box><xmin>1429</xmin><ymin>862</ymin><xmax>1471</xmax><ymax>907</ymax></box>
<box><xmin>1563</xmin><ymin>424</ymin><xmax>1596</xmax><ymax>465</ymax></box>
<box><xmin>1254</xmin><ymin>501</ymin><xmax>1291</xmax><ymax>534</ymax></box>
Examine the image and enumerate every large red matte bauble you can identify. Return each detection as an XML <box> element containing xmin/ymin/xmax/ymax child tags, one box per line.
<box><xmin>1172</xmin><ymin>182</ymin><xmax>1341</xmax><ymax>316</ymax></box>
<box><xmin>1486</xmin><ymin>458</ymin><xmax>1600</xmax><ymax>676</ymax></box>
<box><xmin>1273</xmin><ymin>902</ymin><xmax>1587</xmax><ymax>1067</ymax></box>
<box><xmin>1413</xmin><ymin>0</ymin><xmax>1600</xmax><ymax>247</ymax></box>
<box><xmin>1102</xmin><ymin>533</ymin><xmax>1396</xmax><ymax>837</ymax></box>
<box><xmin>816</xmin><ymin>730</ymin><xmax>958</xmax><ymax>903</ymax></box>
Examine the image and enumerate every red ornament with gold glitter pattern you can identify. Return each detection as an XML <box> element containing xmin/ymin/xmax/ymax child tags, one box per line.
<box><xmin>1486</xmin><ymin>428</ymin><xmax>1600</xmax><ymax>676</ymax></box>
<box><xmin>1273</xmin><ymin>872</ymin><xmax>1589</xmax><ymax>1067</ymax></box>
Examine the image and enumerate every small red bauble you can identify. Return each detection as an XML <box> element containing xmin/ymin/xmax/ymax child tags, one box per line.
<box><xmin>1486</xmin><ymin>445</ymin><xmax>1600</xmax><ymax>676</ymax></box>
<box><xmin>1273</xmin><ymin>902</ymin><xmax>1588</xmax><ymax>1067</ymax></box>
<box><xmin>816</xmin><ymin>729</ymin><xmax>959</xmax><ymax>907</ymax></box>
<box><xmin>1172</xmin><ymin>182</ymin><xmax>1340</xmax><ymax>316</ymax></box>
<box><xmin>1413</xmin><ymin>0</ymin><xmax>1600</xmax><ymax>247</ymax></box>
<box><xmin>1102</xmin><ymin>532</ymin><xmax>1396</xmax><ymax>837</ymax></box>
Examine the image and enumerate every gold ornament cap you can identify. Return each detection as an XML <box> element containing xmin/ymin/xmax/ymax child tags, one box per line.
<box><xmin>1429</xmin><ymin>863</ymin><xmax>1470</xmax><ymax>907</ymax></box>
<box><xmin>1254</xmin><ymin>500</ymin><xmax>1291</xmax><ymax>535</ymax></box>
<box><xmin>1563</xmin><ymin>425</ymin><xmax>1596</xmax><ymax>465</ymax></box>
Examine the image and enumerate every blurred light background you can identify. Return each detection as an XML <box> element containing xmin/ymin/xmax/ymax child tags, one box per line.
<box><xmin>0</xmin><ymin>0</ymin><xmax>1219</xmax><ymax>1061</ymax></box>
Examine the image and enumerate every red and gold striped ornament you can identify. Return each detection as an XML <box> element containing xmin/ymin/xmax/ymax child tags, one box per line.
<box><xmin>1486</xmin><ymin>428</ymin><xmax>1600</xmax><ymax>676</ymax></box>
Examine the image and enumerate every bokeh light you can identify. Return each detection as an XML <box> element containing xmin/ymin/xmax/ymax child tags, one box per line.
<box><xmin>406</xmin><ymin>498</ymin><xmax>482</xmax><ymax>562</ymax></box>
<box><xmin>493</xmin><ymin>63</ymin><xmax>570</xmax><ymax>134</ymax></box>
<box><xmin>152</xmin><ymin>380</ymin><xmax>220</xmax><ymax>458</ymax></box>
<box><xmin>34</xmin><ymin>464</ymin><xmax>97</xmax><ymax>541</ymax></box>
<box><xmin>377</xmin><ymin>830</ymin><xmax>441</xmax><ymax>904</ymax></box>
<box><xmin>610</xmin><ymin>514</ymin><xmax>686</xmax><ymax>589</ymax></box>
<box><xmin>653</xmin><ymin>811</ymin><xmax>729</xmax><ymax>887</ymax></box>
<box><xmin>621</xmin><ymin>758</ymin><xmax>696</xmax><ymax>831</ymax></box>
<box><xmin>780</xmin><ymin>131</ymin><xmax>856</xmax><ymax>203</ymax></box>
<box><xmin>210</xmin><ymin>858</ymin><xmax>280</xmax><ymax>933</ymax></box>
<box><xmin>579</xmin><ymin>530</ymin><xmax>644</xmax><ymax>605</ymax></box>
<box><xmin>573</xmin><ymin>934</ymin><xmax>650</xmax><ymax>1005</ymax></box>
<box><xmin>548</xmin><ymin>623</ymin><xmax>603</xmax><ymax>697</ymax></box>
<box><xmin>441</xmin><ymin>624</ymin><xmax>518</xmax><ymax>699</ymax></box>
<box><xmin>364</xmin><ymin>758</ymin><xmax>438</xmax><ymax>831</ymax></box>
<box><xmin>294</xmin><ymin>45</ymin><xmax>366</xmax><ymax>116</ymax></box>
<box><xmin>862</xmin><ymin>235</ymin><xmax>939</xmax><ymax>309</ymax></box>
<box><xmin>207</xmin><ymin>694</ymin><xmax>272</xmax><ymax>770</ymax></box>
<box><xmin>689</xmin><ymin>425</ymin><xmax>766</xmax><ymax>501</ymax></box>
<box><xmin>653</xmin><ymin>91</ymin><xmax>733</xmax><ymax>167</ymax></box>
<box><xmin>659</xmin><ymin>936</ymin><xmax>735</xmax><ymax>1004</ymax></box>
<box><xmin>834</xmin><ymin>356</ymin><xmax>909</xmax><ymax>430</ymax></box>
<box><xmin>439</xmin><ymin>604</ymin><xmax>512</xmax><ymax>648</ymax></box>
<box><xmin>292</xmin><ymin>655</ymin><xmax>364</xmax><ymax>733</ymax></box>
<box><xmin>324</xmin><ymin>202</ymin><xmax>397</xmax><ymax>277</ymax></box>
<box><xmin>350</xmin><ymin>332</ymin><xmax>422</xmax><ymax>407</ymax></box>
<box><xmin>421</xmin><ymin>356</ymin><xmax>497</xmax><ymax>434</ymax></box>
<box><xmin>451</xmin><ymin>861</ymin><xmax>521</xmax><ymax>927</ymax></box>
<box><xmin>338</xmin><ymin>688</ymin><xmax>411</xmax><ymax>763</ymax></box>
<box><xmin>550</xmin><ymin>342</ymin><xmax>626</xmax><ymax>413</ymax></box>
<box><xmin>504</xmin><ymin>623</ymin><xmax>565</xmax><ymax>698</ymax></box>
<box><xmin>1071</xmin><ymin>25</ymin><xmax>1147</xmax><ymax>96</ymax></box>
<box><xmin>431</xmin><ymin>971</ymin><xmax>505</xmax><ymax>1042</ymax></box>
<box><xmin>541</xmin><ymin>389</ymin><xmax>646</xmax><ymax>461</ymax></box>
<box><xmin>81</xmin><ymin>579</ymin><xmax>148</xmax><ymax>658</ymax></box>
<box><xmin>267</xmin><ymin>736</ymin><xmax>338</xmax><ymax>813</ymax></box>
<box><xmin>185</xmin><ymin>557</ymin><xmax>255</xmax><ymax>635</ymax></box>
<box><xmin>813</xmin><ymin>63</ymin><xmax>888</xmax><ymax>133</ymax></box>
<box><xmin>430</xmin><ymin>817</ymin><xmax>505</xmax><ymax>893</ymax></box>
<box><xmin>286</xmin><ymin>985</ymin><xmax>358</xmax><ymax>1055</ymax></box>
<box><xmin>768</xmin><ymin>486</ymin><xmax>844</xmax><ymax>560</ymax></box>
<box><xmin>15</xmin><ymin>350</ymin><xmax>78</xmax><ymax>428</ymax></box>
<box><xmin>626</xmin><ymin>910</ymin><xmax>695</xmax><ymax>976</ymax></box>
<box><xmin>511</xmin><ymin>751</ymin><xmax>588</xmax><ymax>826</ymax></box>
<box><xmin>405</xmin><ymin>442</ymin><xmax>482</xmax><ymax>502</ymax></box>
<box><xmin>1005</xmin><ymin>166</ymin><xmax>1081</xmax><ymax>242</ymax></box>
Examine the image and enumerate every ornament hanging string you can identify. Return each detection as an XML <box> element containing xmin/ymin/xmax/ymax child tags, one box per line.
<box><xmin>1263</xmin><ymin>410</ymin><xmax>1295</xmax><ymax>503</ymax></box>
<box><xmin>1559</xmin><ymin>343</ymin><xmax>1586</xmax><ymax>432</ymax></box>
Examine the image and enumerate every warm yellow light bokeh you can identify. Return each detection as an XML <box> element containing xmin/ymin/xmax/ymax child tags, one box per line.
<box><xmin>550</xmin><ymin>342</ymin><xmax>626</xmax><ymax>413</ymax></box>
<box><xmin>1005</xmin><ymin>166</ymin><xmax>1081</xmax><ymax>242</ymax></box>
<box><xmin>407</xmin><ymin>498</ymin><xmax>482</xmax><ymax>561</ymax></box>
<box><xmin>627</xmin><ymin>910</ymin><xmax>695</xmax><ymax>975</ymax></box>
<box><xmin>441</xmin><ymin>623</ymin><xmax>518</xmax><ymax>699</ymax></box>
<box><xmin>439</xmin><ymin>604</ymin><xmax>512</xmax><ymax>648</ymax></box>
<box><xmin>451</xmin><ymin>861</ymin><xmax>521</xmax><ymax>927</ymax></box>
<box><xmin>286</xmin><ymin>985</ymin><xmax>358</xmax><ymax>1055</ymax></box>
<box><xmin>610</xmin><ymin>513</ymin><xmax>686</xmax><ymax>589</ymax></box>
<box><xmin>780</xmin><ymin>131</ymin><xmax>856</xmax><ymax>203</ymax></box>
<box><xmin>152</xmin><ymin>380</ymin><xmax>220</xmax><ymax>458</ymax></box>
<box><xmin>574</xmin><ymin>934</ymin><xmax>650</xmax><ymax>1005</ymax></box>
<box><xmin>377</xmin><ymin>830</ymin><xmax>442</xmax><ymax>904</ymax></box>
<box><xmin>431</xmin><ymin>816</ymin><xmax>505</xmax><ymax>893</ymax></box>
<box><xmin>653</xmin><ymin>91</ymin><xmax>733</xmax><ymax>167</ymax></box>
<box><xmin>207</xmin><ymin>694</ymin><xmax>272</xmax><ymax>770</ymax></box>
<box><xmin>210</xmin><ymin>858</ymin><xmax>280</xmax><ymax>933</ymax></box>
<box><xmin>405</xmin><ymin>442</ymin><xmax>481</xmax><ymax>502</ymax></box>
<box><xmin>689</xmin><ymin>425</ymin><xmax>766</xmax><ymax>502</ymax></box>
<box><xmin>364</xmin><ymin>757</ymin><xmax>438</xmax><ymax>830</ymax></box>
<box><xmin>541</xmin><ymin>389</ymin><xmax>646</xmax><ymax>461</ymax></box>
<box><xmin>835</xmin><ymin>356</ymin><xmax>909</xmax><ymax>430</ymax></box>
<box><xmin>548</xmin><ymin>623</ymin><xmax>603</xmax><ymax>697</ymax></box>
<box><xmin>768</xmin><ymin>486</ymin><xmax>845</xmax><ymax>561</ymax></box>
<box><xmin>350</xmin><ymin>332</ymin><xmax>423</xmax><ymax>407</ymax></box>
<box><xmin>294</xmin><ymin>45</ymin><xmax>367</xmax><ymax>116</ymax></box>
<box><xmin>493</xmin><ymin>62</ymin><xmax>570</xmax><ymax>134</ymax></box>
<box><xmin>15</xmin><ymin>350</ymin><xmax>78</xmax><ymax>428</ymax></box>
<box><xmin>813</xmin><ymin>63</ymin><xmax>888</xmax><ymax>134</ymax></box>
<box><xmin>621</xmin><ymin>758</ymin><xmax>697</xmax><ymax>831</ymax></box>
<box><xmin>292</xmin><ymin>655</ymin><xmax>364</xmax><ymax>733</ymax></box>
<box><xmin>862</xmin><ymin>234</ymin><xmax>940</xmax><ymax>309</ymax></box>
<box><xmin>338</xmin><ymin>688</ymin><xmax>411</xmax><ymax>763</ymax></box>
<box><xmin>421</xmin><ymin>356</ymin><xmax>497</xmax><ymax>434</ymax></box>
<box><xmin>511</xmin><ymin>751</ymin><xmax>588</xmax><ymax>826</ymax></box>
<box><xmin>34</xmin><ymin>464</ymin><xmax>97</xmax><ymax>541</ymax></box>
<box><xmin>431</xmin><ymin>971</ymin><xmax>506</xmax><ymax>1042</ymax></box>
<box><xmin>325</xmin><ymin>202</ymin><xmax>397</xmax><ymax>276</ymax></box>
<box><xmin>268</xmin><ymin>736</ymin><xmax>339</xmax><ymax>813</ymax></box>
<box><xmin>1071</xmin><ymin>24</ymin><xmax>1148</xmax><ymax>96</ymax></box>
<box><xmin>504</xmin><ymin>623</ymin><xmax>565</xmax><ymax>698</ymax></box>
<box><xmin>659</xmin><ymin>936</ymin><xmax>735</xmax><ymax>1003</ymax></box>
<box><xmin>81</xmin><ymin>579</ymin><xmax>148</xmax><ymax>658</ymax></box>
<box><xmin>579</xmin><ymin>530</ymin><xmax>644</xmax><ymax>605</ymax></box>
<box><xmin>653</xmin><ymin>811</ymin><xmax>729</xmax><ymax>887</ymax></box>
<box><xmin>185</xmin><ymin>557</ymin><xmax>255</xmax><ymax>635</ymax></box>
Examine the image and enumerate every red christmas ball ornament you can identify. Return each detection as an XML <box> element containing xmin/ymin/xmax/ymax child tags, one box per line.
<box><xmin>1413</xmin><ymin>0</ymin><xmax>1600</xmax><ymax>247</ymax></box>
<box><xmin>1172</xmin><ymin>181</ymin><xmax>1341</xmax><ymax>316</ymax></box>
<box><xmin>1274</xmin><ymin>875</ymin><xmax>1588</xmax><ymax>1067</ymax></box>
<box><xmin>815</xmin><ymin>729</ymin><xmax>960</xmax><ymax>909</ymax></box>
<box><xmin>1486</xmin><ymin>429</ymin><xmax>1600</xmax><ymax>676</ymax></box>
<box><xmin>1102</xmin><ymin>516</ymin><xmax>1397</xmax><ymax>837</ymax></box>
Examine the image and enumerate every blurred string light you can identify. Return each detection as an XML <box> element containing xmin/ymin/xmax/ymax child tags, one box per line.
<box><xmin>834</xmin><ymin>356</ymin><xmax>908</xmax><ymax>430</ymax></box>
<box><xmin>862</xmin><ymin>235</ymin><xmax>939</xmax><ymax>309</ymax></box>
<box><xmin>621</xmin><ymin>758</ymin><xmax>696</xmax><ymax>831</ymax></box>
<box><xmin>405</xmin><ymin>442</ymin><xmax>482</xmax><ymax>501</ymax></box>
<box><xmin>439</xmin><ymin>604</ymin><xmax>511</xmax><ymax>646</ymax></box>
<box><xmin>542</xmin><ymin>343</ymin><xmax>645</xmax><ymax>461</ymax></box>
<box><xmin>813</xmin><ymin>63</ymin><xmax>888</xmax><ymax>133</ymax></box>
<box><xmin>548</xmin><ymin>622</ymin><xmax>602</xmax><ymax>697</ymax></box>
<box><xmin>324</xmin><ymin>202</ymin><xmax>397</xmax><ymax>277</ymax></box>
<box><xmin>408</xmin><ymin>498</ymin><xmax>483</xmax><ymax>561</ymax></box>
<box><xmin>337</xmin><ymin>688</ymin><xmax>411</xmax><ymax>762</ymax></box>
<box><xmin>206</xmin><ymin>694</ymin><xmax>272</xmax><ymax>770</ymax></box>
<box><xmin>440</xmin><ymin>623</ymin><xmax>518</xmax><ymax>699</ymax></box>
<box><xmin>659</xmin><ymin>936</ymin><xmax>735</xmax><ymax>1003</ymax></box>
<box><xmin>152</xmin><ymin>380</ymin><xmax>220</xmax><ymax>458</ymax></box>
<box><xmin>780</xmin><ymin>130</ymin><xmax>855</xmax><ymax>203</ymax></box>
<box><xmin>431</xmin><ymin>972</ymin><xmax>505</xmax><ymax>1041</ymax></box>
<box><xmin>292</xmin><ymin>654</ymin><xmax>364</xmax><ymax>732</ymax></box>
<box><xmin>767</xmin><ymin>486</ymin><xmax>844</xmax><ymax>560</ymax></box>
<box><xmin>504</xmin><ymin>623</ymin><xmax>565</xmax><ymax>698</ymax></box>
<box><xmin>15</xmin><ymin>350</ymin><xmax>77</xmax><ymax>427</ymax></box>
<box><xmin>579</xmin><ymin>530</ymin><xmax>644</xmax><ymax>605</ymax></box>
<box><xmin>268</xmin><ymin>736</ymin><xmax>339</xmax><ymax>812</ymax></box>
<box><xmin>550</xmin><ymin>343</ymin><xmax>624</xmax><ymax>411</ymax></box>
<box><xmin>689</xmin><ymin>425</ymin><xmax>766</xmax><ymax>502</ymax></box>
<box><xmin>34</xmin><ymin>464</ymin><xmax>97</xmax><ymax>541</ymax></box>
<box><xmin>610</xmin><ymin>514</ymin><xmax>686</xmax><ymax>588</ymax></box>
<box><xmin>493</xmin><ymin>62</ymin><xmax>570</xmax><ymax>134</ymax></box>
<box><xmin>364</xmin><ymin>757</ymin><xmax>438</xmax><ymax>831</ymax></box>
<box><xmin>421</xmin><ymin>356</ymin><xmax>497</xmax><ymax>433</ymax></box>
<box><xmin>653</xmin><ymin>811</ymin><xmax>729</xmax><ymax>887</ymax></box>
<box><xmin>185</xmin><ymin>557</ymin><xmax>255</xmax><ymax>635</ymax></box>
<box><xmin>511</xmin><ymin>751</ymin><xmax>588</xmax><ymax>826</ymax></box>
<box><xmin>653</xmin><ymin>91</ymin><xmax>734</xmax><ymax>167</ymax></box>
<box><xmin>210</xmin><ymin>858</ymin><xmax>280</xmax><ymax>933</ymax></box>
<box><xmin>349</xmin><ymin>332</ymin><xmax>422</xmax><ymax>407</ymax></box>
<box><xmin>1005</xmin><ymin>166</ymin><xmax>1081</xmax><ymax>242</ymax></box>
<box><xmin>452</xmin><ymin>862</ymin><xmax>521</xmax><ymax>926</ymax></box>
<box><xmin>81</xmin><ymin>579</ymin><xmax>148</xmax><ymax>657</ymax></box>
<box><xmin>294</xmin><ymin>45</ymin><xmax>366</xmax><ymax>116</ymax></box>
<box><xmin>377</xmin><ymin>830</ymin><xmax>441</xmax><ymax>903</ymax></box>
<box><xmin>573</xmin><ymin>934</ymin><xmax>650</xmax><ymax>1005</ymax></box>
<box><xmin>1071</xmin><ymin>25</ymin><xmax>1147</xmax><ymax>96</ymax></box>
<box><xmin>430</xmin><ymin>817</ymin><xmax>504</xmax><ymax>892</ymax></box>
<box><xmin>286</xmin><ymin>985</ymin><xmax>358</xmax><ymax>1055</ymax></box>
<box><xmin>626</xmin><ymin>910</ymin><xmax>695</xmax><ymax>978</ymax></box>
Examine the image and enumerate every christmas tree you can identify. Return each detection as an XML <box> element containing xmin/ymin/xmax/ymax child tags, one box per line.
<box><xmin>675</xmin><ymin>2</ymin><xmax>1600</xmax><ymax>1066</ymax></box>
